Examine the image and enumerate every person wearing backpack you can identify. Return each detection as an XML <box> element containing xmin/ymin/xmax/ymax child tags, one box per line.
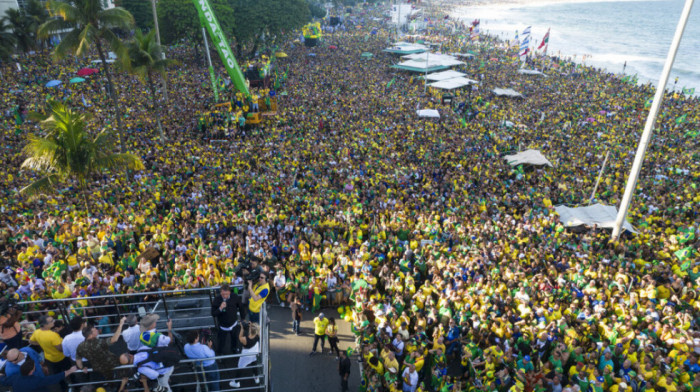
<box><xmin>119</xmin><ymin>345</ymin><xmax>182</xmax><ymax>392</ymax></box>
<box><xmin>138</xmin><ymin>314</ymin><xmax>173</xmax><ymax>350</ymax></box>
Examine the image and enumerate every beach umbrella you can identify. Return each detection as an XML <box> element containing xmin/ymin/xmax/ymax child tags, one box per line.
<box><xmin>70</xmin><ymin>77</ymin><xmax>86</xmax><ymax>84</ymax></box>
<box><xmin>45</xmin><ymin>80</ymin><xmax>62</xmax><ymax>88</ymax></box>
<box><xmin>77</xmin><ymin>68</ymin><xmax>98</xmax><ymax>76</ymax></box>
<box><xmin>361</xmin><ymin>52</ymin><xmax>373</xmax><ymax>58</ymax></box>
<box><xmin>274</xmin><ymin>52</ymin><xmax>288</xmax><ymax>58</ymax></box>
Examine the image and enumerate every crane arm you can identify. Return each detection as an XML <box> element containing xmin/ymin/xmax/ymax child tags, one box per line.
<box><xmin>193</xmin><ymin>0</ymin><xmax>250</xmax><ymax>98</ymax></box>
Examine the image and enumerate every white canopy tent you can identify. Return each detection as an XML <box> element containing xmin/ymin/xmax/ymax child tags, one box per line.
<box><xmin>429</xmin><ymin>77</ymin><xmax>479</xmax><ymax>90</ymax></box>
<box><xmin>554</xmin><ymin>204</ymin><xmax>639</xmax><ymax>234</ymax></box>
<box><xmin>425</xmin><ymin>70</ymin><xmax>467</xmax><ymax>81</ymax></box>
<box><xmin>518</xmin><ymin>69</ymin><xmax>547</xmax><ymax>76</ymax></box>
<box><xmin>416</xmin><ymin>109</ymin><xmax>440</xmax><ymax>118</ymax></box>
<box><xmin>450</xmin><ymin>52</ymin><xmax>475</xmax><ymax>59</ymax></box>
<box><xmin>384</xmin><ymin>41</ymin><xmax>428</xmax><ymax>54</ymax></box>
<box><xmin>493</xmin><ymin>88</ymin><xmax>523</xmax><ymax>98</ymax></box>
<box><xmin>503</xmin><ymin>149</ymin><xmax>553</xmax><ymax>167</ymax></box>
<box><xmin>401</xmin><ymin>52</ymin><xmax>464</xmax><ymax>66</ymax></box>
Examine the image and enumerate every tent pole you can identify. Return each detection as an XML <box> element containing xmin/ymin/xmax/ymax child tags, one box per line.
<box><xmin>611</xmin><ymin>0</ymin><xmax>694</xmax><ymax>240</ymax></box>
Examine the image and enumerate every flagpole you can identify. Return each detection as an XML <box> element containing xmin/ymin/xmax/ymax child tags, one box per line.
<box><xmin>589</xmin><ymin>150</ymin><xmax>610</xmax><ymax>204</ymax></box>
<box><xmin>151</xmin><ymin>0</ymin><xmax>169</xmax><ymax>102</ymax></box>
<box><xmin>611</xmin><ymin>0</ymin><xmax>694</xmax><ymax>240</ymax></box>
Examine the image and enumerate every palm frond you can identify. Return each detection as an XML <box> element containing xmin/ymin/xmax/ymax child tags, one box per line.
<box><xmin>100</xmin><ymin>27</ymin><xmax>128</xmax><ymax>69</ymax></box>
<box><xmin>52</xmin><ymin>27</ymin><xmax>81</xmax><ymax>58</ymax></box>
<box><xmin>21</xmin><ymin>135</ymin><xmax>62</xmax><ymax>172</ymax></box>
<box><xmin>98</xmin><ymin>7</ymin><xmax>134</xmax><ymax>30</ymax></box>
<box><xmin>95</xmin><ymin>152</ymin><xmax>144</xmax><ymax>172</ymax></box>
<box><xmin>37</xmin><ymin>16</ymin><xmax>67</xmax><ymax>38</ymax></box>
<box><xmin>46</xmin><ymin>0</ymin><xmax>80</xmax><ymax>22</ymax></box>
<box><xmin>75</xmin><ymin>23</ymin><xmax>96</xmax><ymax>57</ymax></box>
<box><xmin>19</xmin><ymin>174</ymin><xmax>62</xmax><ymax>200</ymax></box>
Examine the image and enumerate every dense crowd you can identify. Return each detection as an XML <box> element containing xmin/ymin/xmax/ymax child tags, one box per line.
<box><xmin>0</xmin><ymin>2</ymin><xmax>698</xmax><ymax>392</ymax></box>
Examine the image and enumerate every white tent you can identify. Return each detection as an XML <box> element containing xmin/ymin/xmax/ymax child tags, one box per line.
<box><xmin>401</xmin><ymin>52</ymin><xmax>463</xmax><ymax>66</ymax></box>
<box><xmin>425</xmin><ymin>70</ymin><xmax>467</xmax><ymax>81</ymax></box>
<box><xmin>493</xmin><ymin>88</ymin><xmax>523</xmax><ymax>97</ymax></box>
<box><xmin>503</xmin><ymin>149</ymin><xmax>553</xmax><ymax>167</ymax></box>
<box><xmin>518</xmin><ymin>69</ymin><xmax>547</xmax><ymax>76</ymax></box>
<box><xmin>429</xmin><ymin>77</ymin><xmax>479</xmax><ymax>90</ymax></box>
<box><xmin>450</xmin><ymin>52</ymin><xmax>475</xmax><ymax>59</ymax></box>
<box><xmin>384</xmin><ymin>41</ymin><xmax>427</xmax><ymax>54</ymax></box>
<box><xmin>554</xmin><ymin>204</ymin><xmax>638</xmax><ymax>234</ymax></box>
<box><xmin>416</xmin><ymin>109</ymin><xmax>440</xmax><ymax>118</ymax></box>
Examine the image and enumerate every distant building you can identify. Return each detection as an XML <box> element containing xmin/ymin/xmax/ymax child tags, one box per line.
<box><xmin>0</xmin><ymin>0</ymin><xmax>20</xmax><ymax>18</ymax></box>
<box><xmin>0</xmin><ymin>0</ymin><xmax>114</xmax><ymax>17</ymax></box>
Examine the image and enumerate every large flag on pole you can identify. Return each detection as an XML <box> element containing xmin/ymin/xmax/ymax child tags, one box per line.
<box><xmin>538</xmin><ymin>28</ymin><xmax>550</xmax><ymax>50</ymax></box>
<box><xmin>519</xmin><ymin>35</ymin><xmax>530</xmax><ymax>57</ymax></box>
<box><xmin>522</xmin><ymin>26</ymin><xmax>532</xmax><ymax>37</ymax></box>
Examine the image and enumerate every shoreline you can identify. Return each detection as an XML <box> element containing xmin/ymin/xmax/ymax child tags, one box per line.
<box><xmin>441</xmin><ymin>0</ymin><xmax>700</xmax><ymax>93</ymax></box>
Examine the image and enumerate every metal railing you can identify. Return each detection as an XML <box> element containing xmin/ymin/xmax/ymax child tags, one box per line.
<box><xmin>18</xmin><ymin>286</ymin><xmax>233</xmax><ymax>333</ymax></box>
<box><xmin>15</xmin><ymin>286</ymin><xmax>270</xmax><ymax>392</ymax></box>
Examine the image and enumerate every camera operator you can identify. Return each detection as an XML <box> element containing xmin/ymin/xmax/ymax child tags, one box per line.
<box><xmin>228</xmin><ymin>322</ymin><xmax>260</xmax><ymax>388</ymax></box>
<box><xmin>211</xmin><ymin>284</ymin><xmax>245</xmax><ymax>355</ymax></box>
<box><xmin>184</xmin><ymin>330</ymin><xmax>220</xmax><ymax>392</ymax></box>
<box><xmin>246</xmin><ymin>271</ymin><xmax>269</xmax><ymax>324</ymax></box>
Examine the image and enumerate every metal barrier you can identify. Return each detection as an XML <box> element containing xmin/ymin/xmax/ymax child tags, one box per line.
<box><xmin>18</xmin><ymin>287</ymin><xmax>231</xmax><ymax>333</ymax></box>
<box><xmin>15</xmin><ymin>287</ymin><xmax>270</xmax><ymax>392</ymax></box>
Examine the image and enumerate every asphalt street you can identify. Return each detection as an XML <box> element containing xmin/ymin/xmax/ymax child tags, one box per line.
<box><xmin>268</xmin><ymin>304</ymin><xmax>361</xmax><ymax>392</ymax></box>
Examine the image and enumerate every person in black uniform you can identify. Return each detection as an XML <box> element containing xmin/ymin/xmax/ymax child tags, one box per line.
<box><xmin>339</xmin><ymin>349</ymin><xmax>351</xmax><ymax>392</ymax></box>
<box><xmin>211</xmin><ymin>284</ymin><xmax>246</xmax><ymax>355</ymax></box>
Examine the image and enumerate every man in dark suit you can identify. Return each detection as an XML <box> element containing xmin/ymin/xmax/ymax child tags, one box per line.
<box><xmin>211</xmin><ymin>283</ymin><xmax>246</xmax><ymax>354</ymax></box>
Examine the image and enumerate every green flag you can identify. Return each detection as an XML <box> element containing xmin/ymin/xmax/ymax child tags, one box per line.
<box><xmin>678</xmin><ymin>227</ymin><xmax>696</xmax><ymax>244</ymax></box>
<box><xmin>682</xmin><ymin>87</ymin><xmax>695</xmax><ymax>95</ymax></box>
<box><xmin>675</xmin><ymin>113</ymin><xmax>688</xmax><ymax>125</ymax></box>
<box><xmin>644</xmin><ymin>97</ymin><xmax>653</xmax><ymax>109</ymax></box>
<box><xmin>386</xmin><ymin>77</ymin><xmax>396</xmax><ymax>88</ymax></box>
<box><xmin>460</xmin><ymin>117</ymin><xmax>467</xmax><ymax>128</ymax></box>
<box><xmin>685</xmin><ymin>130</ymin><xmax>699</xmax><ymax>138</ymax></box>
<box><xmin>675</xmin><ymin>246</ymin><xmax>694</xmax><ymax>261</ymax></box>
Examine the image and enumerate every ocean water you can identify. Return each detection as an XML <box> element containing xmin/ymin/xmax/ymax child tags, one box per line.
<box><xmin>453</xmin><ymin>0</ymin><xmax>700</xmax><ymax>93</ymax></box>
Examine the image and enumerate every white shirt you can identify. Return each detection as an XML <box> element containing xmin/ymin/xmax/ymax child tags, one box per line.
<box><xmin>133</xmin><ymin>351</ymin><xmax>173</xmax><ymax>380</ymax></box>
<box><xmin>122</xmin><ymin>325</ymin><xmax>142</xmax><ymax>352</ymax></box>
<box><xmin>62</xmin><ymin>330</ymin><xmax>85</xmax><ymax>361</ymax></box>
<box><xmin>402</xmin><ymin>368</ymin><xmax>418</xmax><ymax>392</ymax></box>
<box><xmin>273</xmin><ymin>274</ymin><xmax>286</xmax><ymax>289</ymax></box>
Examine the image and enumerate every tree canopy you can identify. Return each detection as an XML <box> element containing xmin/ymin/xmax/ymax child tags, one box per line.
<box><xmin>115</xmin><ymin>0</ymin><xmax>154</xmax><ymax>31</ymax></box>
<box><xmin>157</xmin><ymin>0</ymin><xmax>235</xmax><ymax>45</ymax></box>
<box><xmin>230</xmin><ymin>0</ymin><xmax>311</xmax><ymax>57</ymax></box>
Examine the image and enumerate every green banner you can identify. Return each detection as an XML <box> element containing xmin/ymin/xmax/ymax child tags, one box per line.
<box><xmin>193</xmin><ymin>0</ymin><xmax>249</xmax><ymax>98</ymax></box>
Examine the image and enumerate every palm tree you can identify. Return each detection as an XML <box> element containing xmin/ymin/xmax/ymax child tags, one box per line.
<box><xmin>126</xmin><ymin>29</ymin><xmax>173</xmax><ymax>142</ymax></box>
<box><xmin>20</xmin><ymin>100</ymin><xmax>144</xmax><ymax>215</ymax></box>
<box><xmin>38</xmin><ymin>0</ymin><xmax>134</xmax><ymax>157</ymax></box>
<box><xmin>0</xmin><ymin>20</ymin><xmax>16</xmax><ymax>60</ymax></box>
<box><xmin>25</xmin><ymin>0</ymin><xmax>49</xmax><ymax>50</ymax></box>
<box><xmin>2</xmin><ymin>8</ymin><xmax>34</xmax><ymax>52</ymax></box>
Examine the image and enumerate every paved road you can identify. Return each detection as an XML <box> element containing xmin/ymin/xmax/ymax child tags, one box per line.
<box><xmin>268</xmin><ymin>304</ymin><xmax>361</xmax><ymax>392</ymax></box>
